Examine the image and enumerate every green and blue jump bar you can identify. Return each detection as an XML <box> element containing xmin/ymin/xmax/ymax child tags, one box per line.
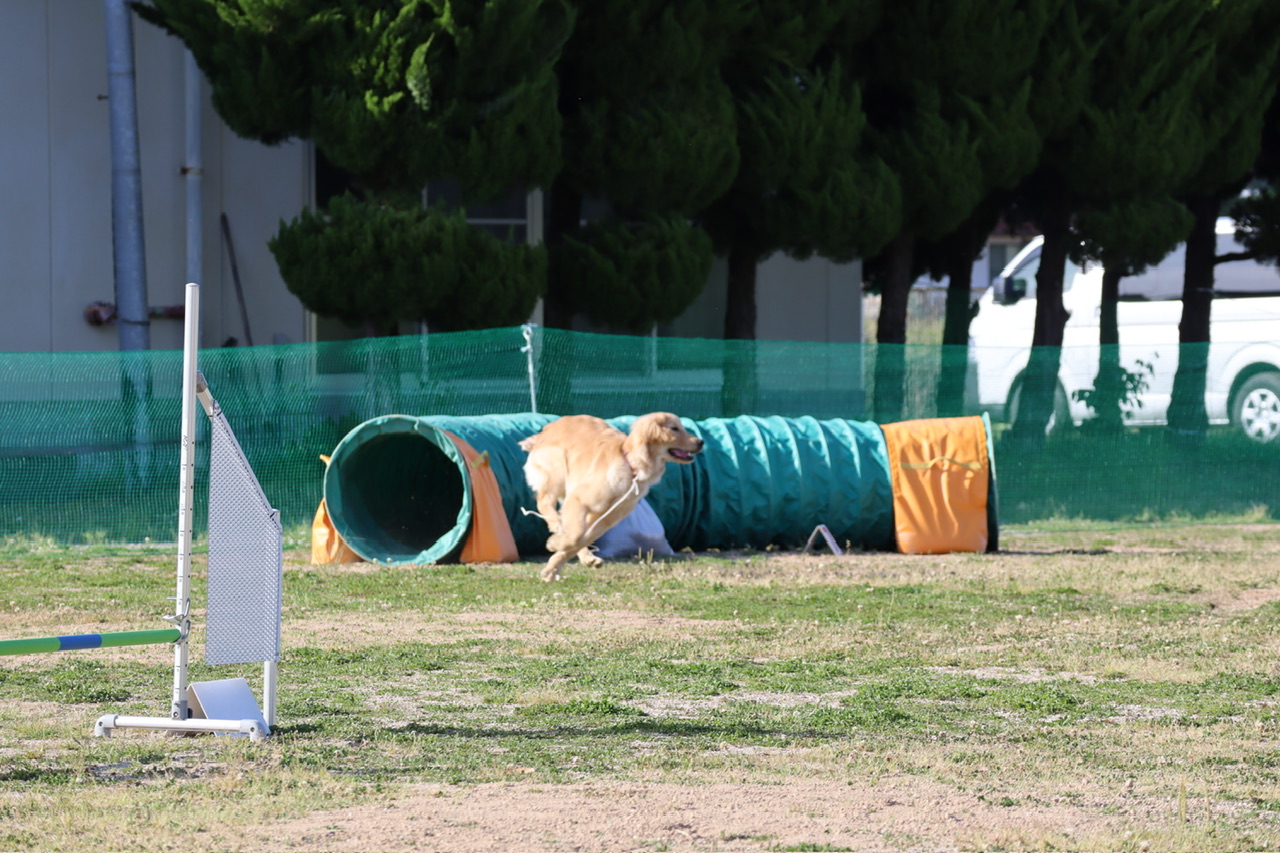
<box><xmin>0</xmin><ymin>628</ymin><xmax>181</xmax><ymax>657</ymax></box>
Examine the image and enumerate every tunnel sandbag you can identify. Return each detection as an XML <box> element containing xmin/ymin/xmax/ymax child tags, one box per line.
<box><xmin>324</xmin><ymin>413</ymin><xmax>895</xmax><ymax>564</ymax></box>
<box><xmin>880</xmin><ymin>414</ymin><xmax>998</xmax><ymax>554</ymax></box>
<box><xmin>443</xmin><ymin>430</ymin><xmax>519</xmax><ymax>563</ymax></box>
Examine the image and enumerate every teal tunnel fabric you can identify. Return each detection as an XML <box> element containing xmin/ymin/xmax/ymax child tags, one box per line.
<box><xmin>323</xmin><ymin>413</ymin><xmax>895</xmax><ymax>565</ymax></box>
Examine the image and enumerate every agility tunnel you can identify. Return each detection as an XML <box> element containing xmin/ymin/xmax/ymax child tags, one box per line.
<box><xmin>321</xmin><ymin>412</ymin><xmax>998</xmax><ymax>565</ymax></box>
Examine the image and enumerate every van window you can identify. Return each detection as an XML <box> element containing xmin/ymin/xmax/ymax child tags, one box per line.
<box><xmin>1119</xmin><ymin>234</ymin><xmax>1280</xmax><ymax>299</ymax></box>
<box><xmin>1003</xmin><ymin>249</ymin><xmax>1081</xmax><ymax>300</ymax></box>
<box><xmin>1216</xmin><ymin>259</ymin><xmax>1280</xmax><ymax>295</ymax></box>
<box><xmin>1119</xmin><ymin>248</ymin><xmax>1185</xmax><ymax>301</ymax></box>
<box><xmin>1215</xmin><ymin>233</ymin><xmax>1280</xmax><ymax>296</ymax></box>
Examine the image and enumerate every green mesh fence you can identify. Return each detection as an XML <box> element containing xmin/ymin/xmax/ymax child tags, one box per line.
<box><xmin>0</xmin><ymin>326</ymin><xmax>1275</xmax><ymax>546</ymax></box>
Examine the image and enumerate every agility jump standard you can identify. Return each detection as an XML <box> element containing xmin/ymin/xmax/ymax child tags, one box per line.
<box><xmin>0</xmin><ymin>282</ymin><xmax>282</xmax><ymax>742</ymax></box>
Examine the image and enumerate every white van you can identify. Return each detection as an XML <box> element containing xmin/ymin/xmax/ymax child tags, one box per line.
<box><xmin>966</xmin><ymin>219</ymin><xmax>1280</xmax><ymax>443</ymax></box>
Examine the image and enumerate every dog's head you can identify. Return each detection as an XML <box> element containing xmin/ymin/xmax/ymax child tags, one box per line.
<box><xmin>627</xmin><ymin>412</ymin><xmax>704</xmax><ymax>464</ymax></box>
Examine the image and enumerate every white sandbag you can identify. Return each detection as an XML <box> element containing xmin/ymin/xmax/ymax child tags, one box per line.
<box><xmin>593</xmin><ymin>498</ymin><xmax>675</xmax><ymax>559</ymax></box>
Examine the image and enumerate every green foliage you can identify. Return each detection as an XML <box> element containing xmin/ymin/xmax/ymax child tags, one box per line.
<box><xmin>552</xmin><ymin>0</ymin><xmax>747</xmax><ymax>235</ymax></box>
<box><xmin>702</xmin><ymin>60</ymin><xmax>901</xmax><ymax>262</ymax></box>
<box><xmin>1046</xmin><ymin>0</ymin><xmax>1215</xmax><ymax>199</ymax></box>
<box><xmin>137</xmin><ymin>0</ymin><xmax>574</xmax><ymax>198</ymax></box>
<box><xmin>1178</xmin><ymin>0</ymin><xmax>1280</xmax><ymax>196</ymax></box>
<box><xmin>1232</xmin><ymin>186</ymin><xmax>1280</xmax><ymax>265</ymax></box>
<box><xmin>857</xmin><ymin>0</ymin><xmax>1057</xmax><ymax>235</ymax></box>
<box><xmin>553</xmin><ymin>216</ymin><xmax>713</xmax><ymax>332</ymax></box>
<box><xmin>1072</xmin><ymin>196</ymin><xmax>1193</xmax><ymax>275</ymax></box>
<box><xmin>128</xmin><ymin>0</ymin><xmax>1280</xmax><ymax>340</ymax></box>
<box><xmin>732</xmin><ymin>0</ymin><xmax>880</xmax><ymax>70</ymax></box>
<box><xmin>131</xmin><ymin>0</ymin><xmax>323</xmax><ymax>144</ymax></box>
<box><xmin>1072</xmin><ymin>357</ymin><xmax>1154</xmax><ymax>422</ymax></box>
<box><xmin>566</xmin><ymin>79</ymin><xmax>740</xmax><ymax>216</ymax></box>
<box><xmin>872</xmin><ymin>85</ymin><xmax>986</xmax><ymax>241</ymax></box>
<box><xmin>562</xmin><ymin>0</ymin><xmax>745</xmax><ymax>99</ymax></box>
<box><xmin>963</xmin><ymin>81</ymin><xmax>1041</xmax><ymax>194</ymax></box>
<box><xmin>269</xmin><ymin>193</ymin><xmax>545</xmax><ymax>331</ymax></box>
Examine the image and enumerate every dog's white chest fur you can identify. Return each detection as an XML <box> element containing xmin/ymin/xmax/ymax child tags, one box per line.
<box><xmin>570</xmin><ymin>458</ymin><xmax>653</xmax><ymax>507</ymax></box>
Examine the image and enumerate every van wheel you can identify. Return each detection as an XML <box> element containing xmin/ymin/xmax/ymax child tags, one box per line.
<box><xmin>1233</xmin><ymin>372</ymin><xmax>1280</xmax><ymax>444</ymax></box>
<box><xmin>1007</xmin><ymin>380</ymin><xmax>1070</xmax><ymax>436</ymax></box>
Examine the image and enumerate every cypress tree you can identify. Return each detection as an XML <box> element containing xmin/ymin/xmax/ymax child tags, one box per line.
<box><xmin>553</xmin><ymin>216</ymin><xmax>713</xmax><ymax>333</ymax></box>
<box><xmin>1008</xmin><ymin>0</ymin><xmax>1214</xmax><ymax>448</ymax></box>
<box><xmin>1166</xmin><ymin>0</ymin><xmax>1280</xmax><ymax>442</ymax></box>
<box><xmin>701</xmin><ymin>58</ymin><xmax>901</xmax><ymax>337</ymax></box>
<box><xmin>138</xmin><ymin>0</ymin><xmax>572</xmax><ymax>198</ymax></box>
<box><xmin>697</xmin><ymin>1</ymin><xmax>899</xmax><ymax>345</ymax></box>
<box><xmin>854</xmin><ymin>0</ymin><xmax>1055</xmax><ymax>422</ymax></box>
<box><xmin>269</xmin><ymin>194</ymin><xmax>545</xmax><ymax>333</ymax></box>
<box><xmin>136</xmin><ymin>0</ymin><xmax>572</xmax><ymax>333</ymax></box>
<box><xmin>1071</xmin><ymin>197</ymin><xmax>1193</xmax><ymax>432</ymax></box>
<box><xmin>541</xmin><ymin>0</ymin><xmax>745</xmax><ymax>332</ymax></box>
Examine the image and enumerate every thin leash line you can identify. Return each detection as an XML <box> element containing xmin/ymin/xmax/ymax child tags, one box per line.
<box><xmin>521</xmin><ymin>476</ymin><xmax>641</xmax><ymax>545</ymax></box>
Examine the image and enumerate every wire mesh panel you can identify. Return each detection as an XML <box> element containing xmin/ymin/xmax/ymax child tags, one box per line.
<box><xmin>205</xmin><ymin>403</ymin><xmax>282</xmax><ymax>666</ymax></box>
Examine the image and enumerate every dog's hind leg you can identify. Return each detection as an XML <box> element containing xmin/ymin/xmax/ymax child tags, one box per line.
<box><xmin>545</xmin><ymin>494</ymin><xmax>589</xmax><ymax>555</ymax></box>
<box><xmin>540</xmin><ymin>549</ymin><xmax>574</xmax><ymax>582</ymax></box>
<box><xmin>535</xmin><ymin>492</ymin><xmax>562</xmax><ymax>534</ymax></box>
<box><xmin>543</xmin><ymin>495</ymin><xmax>598</xmax><ymax>580</ymax></box>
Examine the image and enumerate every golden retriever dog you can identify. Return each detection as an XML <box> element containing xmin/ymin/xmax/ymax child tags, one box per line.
<box><xmin>519</xmin><ymin>412</ymin><xmax>704</xmax><ymax>581</ymax></box>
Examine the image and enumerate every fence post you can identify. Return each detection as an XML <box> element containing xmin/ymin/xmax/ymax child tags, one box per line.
<box><xmin>521</xmin><ymin>324</ymin><xmax>539</xmax><ymax>414</ymax></box>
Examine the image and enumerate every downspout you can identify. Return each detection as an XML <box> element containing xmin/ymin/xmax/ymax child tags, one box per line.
<box><xmin>103</xmin><ymin>0</ymin><xmax>150</xmax><ymax>351</ymax></box>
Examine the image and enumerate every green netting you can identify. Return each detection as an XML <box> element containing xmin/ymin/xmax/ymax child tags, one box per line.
<box><xmin>0</xmin><ymin>326</ymin><xmax>1276</xmax><ymax>546</ymax></box>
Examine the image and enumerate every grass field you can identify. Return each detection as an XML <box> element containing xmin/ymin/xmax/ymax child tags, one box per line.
<box><xmin>2</xmin><ymin>523</ymin><xmax>1279</xmax><ymax>851</ymax></box>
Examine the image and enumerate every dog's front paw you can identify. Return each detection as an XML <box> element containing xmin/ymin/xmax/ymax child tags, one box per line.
<box><xmin>539</xmin><ymin>565</ymin><xmax>561</xmax><ymax>582</ymax></box>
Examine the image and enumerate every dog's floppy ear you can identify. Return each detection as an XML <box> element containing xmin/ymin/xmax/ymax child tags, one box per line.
<box><xmin>630</xmin><ymin>412</ymin><xmax>675</xmax><ymax>446</ymax></box>
<box><xmin>518</xmin><ymin>435</ymin><xmax>539</xmax><ymax>451</ymax></box>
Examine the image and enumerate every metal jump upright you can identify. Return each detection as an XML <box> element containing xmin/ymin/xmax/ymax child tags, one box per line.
<box><xmin>93</xmin><ymin>282</ymin><xmax>282</xmax><ymax>742</ymax></box>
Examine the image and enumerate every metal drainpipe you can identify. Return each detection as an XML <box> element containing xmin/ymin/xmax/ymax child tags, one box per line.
<box><xmin>104</xmin><ymin>0</ymin><xmax>150</xmax><ymax>351</ymax></box>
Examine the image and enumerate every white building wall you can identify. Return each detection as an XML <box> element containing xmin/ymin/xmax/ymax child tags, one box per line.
<box><xmin>664</xmin><ymin>254</ymin><xmax>863</xmax><ymax>344</ymax></box>
<box><xmin>1</xmin><ymin>1</ymin><xmax>57</xmax><ymax>351</ymax></box>
<box><xmin>756</xmin><ymin>254</ymin><xmax>862</xmax><ymax>343</ymax></box>
<box><xmin>2</xmin><ymin>2</ymin><xmax>860</xmax><ymax>353</ymax></box>
<box><xmin>0</xmin><ymin>0</ymin><xmax>310</xmax><ymax>353</ymax></box>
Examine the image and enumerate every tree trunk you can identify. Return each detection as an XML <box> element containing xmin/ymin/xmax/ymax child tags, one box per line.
<box><xmin>542</xmin><ymin>176</ymin><xmax>583</xmax><ymax>330</ymax></box>
<box><xmin>1167</xmin><ymin>194</ymin><xmax>1216</xmax><ymax>443</ymax></box>
<box><xmin>1008</xmin><ymin>196</ymin><xmax>1071</xmax><ymax>451</ymax></box>
<box><xmin>1086</xmin><ymin>266</ymin><xmax>1125</xmax><ymax>433</ymax></box>
<box><xmin>873</xmin><ymin>230</ymin><xmax>915</xmax><ymax>423</ymax></box>
<box><xmin>534</xmin><ymin>176</ymin><xmax>583</xmax><ymax>413</ymax></box>
<box><xmin>936</xmin><ymin>247</ymin><xmax>976</xmax><ymax>417</ymax></box>
<box><xmin>724</xmin><ymin>246</ymin><xmax>757</xmax><ymax>341</ymax></box>
<box><xmin>721</xmin><ymin>246</ymin><xmax>759</xmax><ymax>415</ymax></box>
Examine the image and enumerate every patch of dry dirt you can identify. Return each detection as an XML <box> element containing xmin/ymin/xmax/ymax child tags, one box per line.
<box><xmin>237</xmin><ymin>778</ymin><xmax>1169</xmax><ymax>852</ymax></box>
<box><xmin>284</xmin><ymin>609</ymin><xmax>728</xmax><ymax>649</ymax></box>
<box><xmin>1203</xmin><ymin>586</ymin><xmax>1280</xmax><ymax>613</ymax></box>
